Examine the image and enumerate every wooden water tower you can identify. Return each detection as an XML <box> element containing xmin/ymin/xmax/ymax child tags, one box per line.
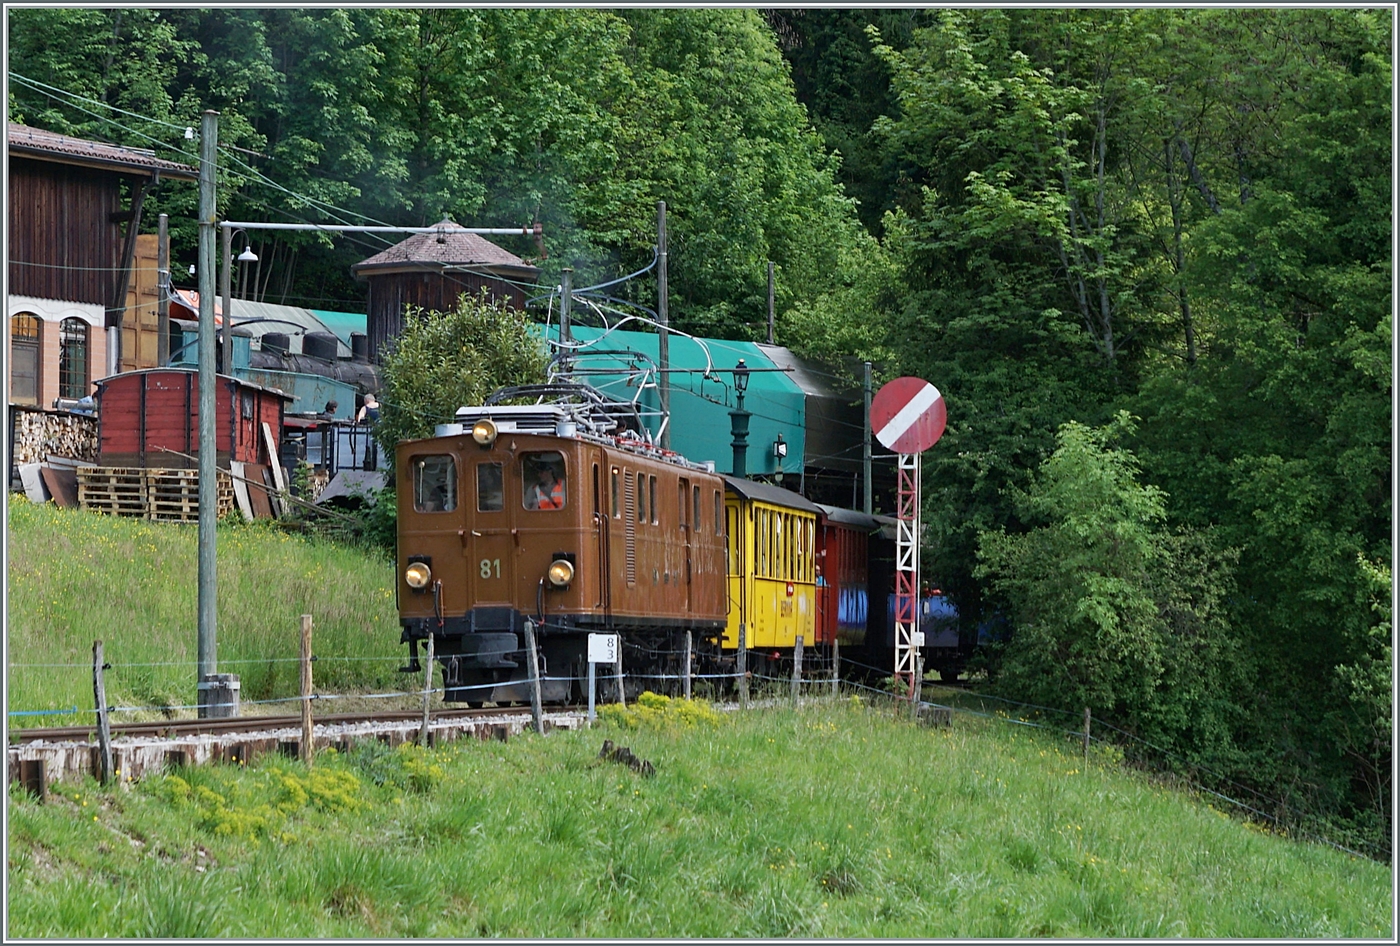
<box><xmin>351</xmin><ymin>218</ymin><xmax>541</xmax><ymax>363</ymax></box>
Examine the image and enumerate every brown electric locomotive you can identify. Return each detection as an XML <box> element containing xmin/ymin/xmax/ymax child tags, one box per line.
<box><xmin>396</xmin><ymin>385</ymin><xmax>728</xmax><ymax>704</ymax></box>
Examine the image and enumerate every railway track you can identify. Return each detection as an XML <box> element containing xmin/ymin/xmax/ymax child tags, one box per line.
<box><xmin>10</xmin><ymin>706</ymin><xmax>523</xmax><ymax>745</ymax></box>
<box><xmin>8</xmin><ymin>704</ymin><xmax>586</xmax><ymax>795</ymax></box>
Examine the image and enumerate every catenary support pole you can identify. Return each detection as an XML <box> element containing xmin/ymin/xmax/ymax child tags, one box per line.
<box><xmin>767</xmin><ymin>261</ymin><xmax>775</xmax><ymax>344</ymax></box>
<box><xmin>559</xmin><ymin>268</ymin><xmax>573</xmax><ymax>382</ymax></box>
<box><xmin>300</xmin><ymin>614</ymin><xmax>314</xmax><ymax>764</ymax></box>
<box><xmin>196</xmin><ymin>110</ymin><xmax>219</xmax><ymax>714</ymax></box>
<box><xmin>657</xmin><ymin>201</ymin><xmax>670</xmax><ymax>450</ymax></box>
<box><xmin>863</xmin><ymin>362</ymin><xmax>873</xmax><ymax>516</ymax></box>
<box><xmin>157</xmin><ymin>213</ymin><xmax>170</xmax><ymax>365</ymax></box>
<box><xmin>220</xmin><ymin>221</ymin><xmax>232</xmax><ymax>360</ymax></box>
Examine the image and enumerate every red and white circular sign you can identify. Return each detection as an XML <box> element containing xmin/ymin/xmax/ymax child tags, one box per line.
<box><xmin>871</xmin><ymin>377</ymin><xmax>946</xmax><ymax>453</ymax></box>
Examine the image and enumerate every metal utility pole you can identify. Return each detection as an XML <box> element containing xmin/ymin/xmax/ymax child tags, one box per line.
<box><xmin>766</xmin><ymin>261</ymin><xmax>775</xmax><ymax>344</ymax></box>
<box><xmin>157</xmin><ymin>214</ymin><xmax>170</xmax><ymax>365</ymax></box>
<box><xmin>863</xmin><ymin>361</ymin><xmax>873</xmax><ymax>515</ymax></box>
<box><xmin>196</xmin><ymin>110</ymin><xmax>219</xmax><ymax>701</ymax></box>
<box><xmin>559</xmin><ymin>268</ymin><xmax>573</xmax><ymax>381</ymax></box>
<box><xmin>657</xmin><ymin>201</ymin><xmax>670</xmax><ymax>450</ymax></box>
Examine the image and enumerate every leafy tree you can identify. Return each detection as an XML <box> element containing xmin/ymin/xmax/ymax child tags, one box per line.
<box><xmin>977</xmin><ymin>413</ymin><xmax>1242</xmax><ymax>758</ymax></box>
<box><xmin>374</xmin><ymin>292</ymin><xmax>548</xmax><ymax>454</ymax></box>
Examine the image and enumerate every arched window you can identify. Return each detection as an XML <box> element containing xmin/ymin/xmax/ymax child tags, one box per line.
<box><xmin>10</xmin><ymin>314</ymin><xmax>41</xmax><ymax>405</ymax></box>
<box><xmin>58</xmin><ymin>318</ymin><xmax>89</xmax><ymax>399</ymax></box>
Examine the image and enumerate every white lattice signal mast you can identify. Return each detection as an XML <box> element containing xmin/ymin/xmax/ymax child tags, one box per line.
<box><xmin>870</xmin><ymin>378</ymin><xmax>947</xmax><ymax>700</ymax></box>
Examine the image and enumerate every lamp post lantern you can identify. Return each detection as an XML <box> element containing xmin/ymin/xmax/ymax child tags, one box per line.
<box><xmin>729</xmin><ymin>359</ymin><xmax>751</xmax><ymax>478</ymax></box>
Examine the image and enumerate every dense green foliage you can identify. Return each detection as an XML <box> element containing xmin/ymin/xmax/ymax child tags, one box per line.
<box><xmin>373</xmin><ymin>292</ymin><xmax>549</xmax><ymax>453</ymax></box>
<box><xmin>782</xmin><ymin>7</ymin><xmax>1389</xmax><ymax>856</ymax></box>
<box><xmin>976</xmin><ymin>414</ymin><xmax>1243</xmax><ymax>765</ymax></box>
<box><xmin>8</xmin><ymin>704</ymin><xmax>1391</xmax><ymax>937</ymax></box>
<box><xmin>6</xmin><ymin>7</ymin><xmax>872</xmax><ymax>337</ymax></box>
<box><xmin>6</xmin><ymin>6</ymin><xmax>1389</xmax><ymax>856</ymax></box>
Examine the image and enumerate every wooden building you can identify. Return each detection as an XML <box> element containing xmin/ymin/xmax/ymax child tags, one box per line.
<box><xmin>93</xmin><ymin>368</ymin><xmax>291</xmax><ymax>469</ymax></box>
<box><xmin>351</xmin><ymin>218</ymin><xmax>540</xmax><ymax>362</ymax></box>
<box><xmin>7</xmin><ymin>123</ymin><xmax>197</xmax><ymax>407</ymax></box>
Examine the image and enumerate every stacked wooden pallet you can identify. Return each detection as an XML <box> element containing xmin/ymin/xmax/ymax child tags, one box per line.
<box><xmin>76</xmin><ymin>467</ymin><xmax>234</xmax><ymax>522</ymax></box>
<box><xmin>76</xmin><ymin>468</ymin><xmax>147</xmax><ymax>518</ymax></box>
<box><xmin>146</xmin><ymin>469</ymin><xmax>235</xmax><ymax>522</ymax></box>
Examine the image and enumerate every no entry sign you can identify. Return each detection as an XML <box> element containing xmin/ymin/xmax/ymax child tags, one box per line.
<box><xmin>871</xmin><ymin>377</ymin><xmax>946</xmax><ymax>454</ymax></box>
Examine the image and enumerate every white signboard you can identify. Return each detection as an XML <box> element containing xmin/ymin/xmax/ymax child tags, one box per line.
<box><xmin>588</xmin><ymin>633</ymin><xmax>619</xmax><ymax>664</ymax></box>
<box><xmin>913</xmin><ymin>631</ymin><xmax>926</xmax><ymax>647</ymax></box>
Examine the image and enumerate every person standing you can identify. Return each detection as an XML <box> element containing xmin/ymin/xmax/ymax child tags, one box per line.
<box><xmin>356</xmin><ymin>393</ymin><xmax>380</xmax><ymax>424</ymax></box>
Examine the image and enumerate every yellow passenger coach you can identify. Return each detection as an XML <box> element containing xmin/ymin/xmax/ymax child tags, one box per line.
<box><xmin>721</xmin><ymin>475</ymin><xmax>820</xmax><ymax>651</ymax></box>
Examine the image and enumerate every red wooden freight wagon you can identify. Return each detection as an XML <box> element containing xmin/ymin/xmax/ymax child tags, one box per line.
<box><xmin>93</xmin><ymin>368</ymin><xmax>292</xmax><ymax>469</ymax></box>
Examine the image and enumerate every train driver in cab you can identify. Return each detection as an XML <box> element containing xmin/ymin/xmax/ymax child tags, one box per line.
<box><xmin>524</xmin><ymin>454</ymin><xmax>566</xmax><ymax>510</ymax></box>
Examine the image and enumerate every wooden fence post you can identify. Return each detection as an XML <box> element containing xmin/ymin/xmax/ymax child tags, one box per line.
<box><xmin>831</xmin><ymin>638</ymin><xmax>840</xmax><ymax>698</ymax></box>
<box><xmin>613</xmin><ymin>644</ymin><xmax>626</xmax><ymax>709</ymax></box>
<box><xmin>299</xmin><ymin>614</ymin><xmax>314</xmax><ymax>765</ymax></box>
<box><xmin>738</xmin><ymin>624</ymin><xmax>748</xmax><ymax>711</ymax></box>
<box><xmin>417</xmin><ymin>633</ymin><xmax>435</xmax><ymax>746</ymax></box>
<box><xmin>683</xmin><ymin>631</ymin><xmax>693</xmax><ymax>700</ymax></box>
<box><xmin>910</xmin><ymin>651</ymin><xmax>924</xmax><ymax>721</ymax></box>
<box><xmin>791</xmin><ymin>635</ymin><xmax>804</xmax><ymax>707</ymax></box>
<box><xmin>92</xmin><ymin>641</ymin><xmax>112</xmax><ymax>785</ymax></box>
<box><xmin>524</xmin><ymin>619</ymin><xmax>545</xmax><ymax>735</ymax></box>
<box><xmin>1083</xmin><ymin>707</ymin><xmax>1091</xmax><ymax>764</ymax></box>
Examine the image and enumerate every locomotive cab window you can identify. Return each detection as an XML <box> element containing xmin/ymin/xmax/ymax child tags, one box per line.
<box><xmin>611</xmin><ymin>467</ymin><xmax>621</xmax><ymax>517</ymax></box>
<box><xmin>523</xmin><ymin>452</ymin><xmax>566</xmax><ymax>510</ymax></box>
<box><xmin>477</xmin><ymin>462</ymin><xmax>504</xmax><ymax>512</ymax></box>
<box><xmin>413</xmin><ymin>455</ymin><xmax>457</xmax><ymax>512</ymax></box>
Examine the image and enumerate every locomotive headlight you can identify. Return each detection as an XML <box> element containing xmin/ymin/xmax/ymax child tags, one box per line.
<box><xmin>547</xmin><ymin>558</ymin><xmax>575</xmax><ymax>588</ymax></box>
<box><xmin>405</xmin><ymin>561</ymin><xmax>432</xmax><ymax>590</ymax></box>
<box><xmin>471</xmin><ymin>418</ymin><xmax>498</xmax><ymax>446</ymax></box>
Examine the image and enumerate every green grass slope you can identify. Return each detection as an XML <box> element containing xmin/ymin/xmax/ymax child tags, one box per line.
<box><xmin>6</xmin><ymin>499</ymin><xmax>402</xmax><ymax>724</ymax></box>
<box><xmin>7</xmin><ymin>698</ymin><xmax>1392</xmax><ymax>938</ymax></box>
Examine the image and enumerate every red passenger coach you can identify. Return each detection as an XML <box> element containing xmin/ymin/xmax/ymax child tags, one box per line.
<box><xmin>94</xmin><ymin>368</ymin><xmax>290</xmax><ymax>468</ymax></box>
<box><xmin>815</xmin><ymin>505</ymin><xmax>895</xmax><ymax>653</ymax></box>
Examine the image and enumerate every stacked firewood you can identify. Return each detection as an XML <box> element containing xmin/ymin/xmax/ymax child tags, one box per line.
<box><xmin>12</xmin><ymin>410</ymin><xmax>98</xmax><ymax>465</ymax></box>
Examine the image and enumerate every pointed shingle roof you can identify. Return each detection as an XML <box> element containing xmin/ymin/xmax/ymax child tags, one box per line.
<box><xmin>351</xmin><ymin>218</ymin><xmax>539</xmax><ymax>279</ymax></box>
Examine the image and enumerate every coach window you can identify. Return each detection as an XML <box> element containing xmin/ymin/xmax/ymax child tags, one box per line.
<box><xmin>611</xmin><ymin>467</ymin><xmax>621</xmax><ymax>518</ymax></box>
<box><xmin>477</xmin><ymin>462</ymin><xmax>504</xmax><ymax>512</ymax></box>
<box><xmin>714</xmin><ymin>491</ymin><xmax>723</xmax><ymax>536</ymax></box>
<box><xmin>413</xmin><ymin>455</ymin><xmax>457</xmax><ymax>512</ymax></box>
<box><xmin>692</xmin><ymin>485</ymin><xmax>702</xmax><ymax>534</ymax></box>
<box><xmin>649</xmin><ymin>475</ymin><xmax>658</xmax><ymax>524</ymax></box>
<box><xmin>762</xmin><ymin>510</ymin><xmax>772</xmax><ymax>577</ymax></box>
<box><xmin>637</xmin><ymin>471</ymin><xmax>648</xmax><ymax>523</ymax></box>
<box><xmin>726</xmin><ymin>506</ymin><xmax>739</xmax><ymax>575</ymax></box>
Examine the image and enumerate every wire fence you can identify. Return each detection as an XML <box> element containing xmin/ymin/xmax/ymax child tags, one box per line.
<box><xmin>9</xmin><ymin>638</ymin><xmax>1385</xmax><ymax>862</ymax></box>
